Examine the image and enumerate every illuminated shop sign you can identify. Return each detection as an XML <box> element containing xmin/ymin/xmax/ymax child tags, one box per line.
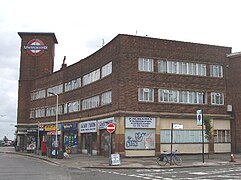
<box><xmin>125</xmin><ymin>117</ymin><xmax>155</xmax><ymax>128</ymax></box>
<box><xmin>80</xmin><ymin>120</ymin><xmax>97</xmax><ymax>133</ymax></box>
<box><xmin>24</xmin><ymin>39</ymin><xmax>48</xmax><ymax>56</ymax></box>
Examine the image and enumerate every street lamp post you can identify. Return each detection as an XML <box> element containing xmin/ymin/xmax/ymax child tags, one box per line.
<box><xmin>48</xmin><ymin>92</ymin><xmax>58</xmax><ymax>158</ymax></box>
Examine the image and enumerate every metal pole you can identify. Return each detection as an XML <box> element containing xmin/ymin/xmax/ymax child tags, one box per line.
<box><xmin>55</xmin><ymin>94</ymin><xmax>58</xmax><ymax>158</ymax></box>
<box><xmin>109</xmin><ymin>132</ymin><xmax>112</xmax><ymax>165</ymax></box>
<box><xmin>202</xmin><ymin>109</ymin><xmax>204</xmax><ymax>163</ymax></box>
<box><xmin>48</xmin><ymin>92</ymin><xmax>59</xmax><ymax>158</ymax></box>
<box><xmin>37</xmin><ymin>121</ymin><xmax>40</xmax><ymax>154</ymax></box>
<box><xmin>170</xmin><ymin>123</ymin><xmax>173</xmax><ymax>165</ymax></box>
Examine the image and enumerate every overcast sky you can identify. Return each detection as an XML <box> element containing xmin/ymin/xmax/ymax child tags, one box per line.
<box><xmin>0</xmin><ymin>0</ymin><xmax>240</xmax><ymax>140</ymax></box>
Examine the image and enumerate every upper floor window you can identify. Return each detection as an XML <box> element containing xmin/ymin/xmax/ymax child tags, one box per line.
<box><xmin>138</xmin><ymin>58</ymin><xmax>153</xmax><ymax>72</ymax></box>
<box><xmin>82</xmin><ymin>95</ymin><xmax>100</xmax><ymax>110</ymax></box>
<box><xmin>158</xmin><ymin>60</ymin><xmax>206</xmax><ymax>76</ymax></box>
<box><xmin>211</xmin><ymin>92</ymin><xmax>224</xmax><ymax>105</ymax></box>
<box><xmin>35</xmin><ymin>108</ymin><xmax>45</xmax><ymax>118</ymax></box>
<box><xmin>159</xmin><ymin>89</ymin><xmax>206</xmax><ymax>104</ymax></box>
<box><xmin>31</xmin><ymin>89</ymin><xmax>46</xmax><ymax>100</ymax></box>
<box><xmin>83</xmin><ymin>69</ymin><xmax>100</xmax><ymax>86</ymax></box>
<box><xmin>101</xmin><ymin>91</ymin><xmax>112</xmax><ymax>105</ymax></box>
<box><xmin>138</xmin><ymin>88</ymin><xmax>154</xmax><ymax>102</ymax></box>
<box><xmin>210</xmin><ymin>65</ymin><xmax>223</xmax><ymax>78</ymax></box>
<box><xmin>64</xmin><ymin>78</ymin><xmax>81</xmax><ymax>92</ymax></box>
<box><xmin>64</xmin><ymin>101</ymin><xmax>80</xmax><ymax>114</ymax></box>
<box><xmin>47</xmin><ymin>84</ymin><xmax>63</xmax><ymax>96</ymax></box>
<box><xmin>102</xmin><ymin>62</ymin><xmax>112</xmax><ymax>78</ymax></box>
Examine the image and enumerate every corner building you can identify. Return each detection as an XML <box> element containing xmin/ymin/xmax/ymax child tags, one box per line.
<box><xmin>16</xmin><ymin>32</ymin><xmax>241</xmax><ymax>157</ymax></box>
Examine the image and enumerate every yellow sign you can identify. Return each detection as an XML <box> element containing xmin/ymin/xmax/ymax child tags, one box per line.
<box><xmin>44</xmin><ymin>125</ymin><xmax>56</xmax><ymax>131</ymax></box>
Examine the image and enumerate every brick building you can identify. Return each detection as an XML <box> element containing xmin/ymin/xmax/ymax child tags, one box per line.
<box><xmin>16</xmin><ymin>32</ymin><xmax>241</xmax><ymax>156</ymax></box>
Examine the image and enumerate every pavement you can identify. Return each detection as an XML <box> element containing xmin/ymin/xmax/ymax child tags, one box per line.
<box><xmin>1</xmin><ymin>147</ymin><xmax>241</xmax><ymax>169</ymax></box>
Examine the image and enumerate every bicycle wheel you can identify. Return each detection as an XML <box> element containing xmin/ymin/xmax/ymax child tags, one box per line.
<box><xmin>173</xmin><ymin>155</ymin><xmax>182</xmax><ymax>166</ymax></box>
<box><xmin>157</xmin><ymin>156</ymin><xmax>168</xmax><ymax>166</ymax></box>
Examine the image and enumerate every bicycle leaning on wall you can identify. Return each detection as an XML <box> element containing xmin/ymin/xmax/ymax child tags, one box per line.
<box><xmin>157</xmin><ymin>150</ymin><xmax>182</xmax><ymax>166</ymax></box>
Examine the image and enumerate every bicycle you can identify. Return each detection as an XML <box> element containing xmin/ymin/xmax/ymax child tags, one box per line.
<box><xmin>157</xmin><ymin>150</ymin><xmax>182</xmax><ymax>166</ymax></box>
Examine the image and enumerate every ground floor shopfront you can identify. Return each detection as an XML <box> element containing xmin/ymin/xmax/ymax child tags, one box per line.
<box><xmin>16</xmin><ymin>114</ymin><xmax>231</xmax><ymax>157</ymax></box>
<box><xmin>79</xmin><ymin>115</ymin><xmax>231</xmax><ymax>157</ymax></box>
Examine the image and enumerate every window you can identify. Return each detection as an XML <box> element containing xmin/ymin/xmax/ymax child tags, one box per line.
<box><xmin>211</xmin><ymin>92</ymin><xmax>224</xmax><ymax>105</ymax></box>
<box><xmin>64</xmin><ymin>101</ymin><xmax>80</xmax><ymax>114</ymax></box>
<box><xmin>179</xmin><ymin>62</ymin><xmax>188</xmax><ymax>74</ymax></box>
<box><xmin>46</xmin><ymin>105</ymin><xmax>63</xmax><ymax>116</ymax></box>
<box><xmin>167</xmin><ymin>61</ymin><xmax>177</xmax><ymax>74</ymax></box>
<box><xmin>138</xmin><ymin>58</ymin><xmax>153</xmax><ymax>72</ymax></box>
<box><xmin>160</xmin><ymin>130</ymin><xmax>208</xmax><ymax>143</ymax></box>
<box><xmin>35</xmin><ymin>108</ymin><xmax>45</xmax><ymax>118</ymax></box>
<box><xmin>159</xmin><ymin>89</ymin><xmax>178</xmax><ymax>102</ymax></box>
<box><xmin>47</xmin><ymin>84</ymin><xmax>63</xmax><ymax>96</ymax></box>
<box><xmin>197</xmin><ymin>64</ymin><xmax>206</xmax><ymax>76</ymax></box>
<box><xmin>214</xmin><ymin>130</ymin><xmax>230</xmax><ymax>143</ymax></box>
<box><xmin>210</xmin><ymin>65</ymin><xmax>223</xmax><ymax>77</ymax></box>
<box><xmin>158</xmin><ymin>60</ymin><xmax>167</xmax><ymax>73</ymax></box>
<box><xmin>30</xmin><ymin>110</ymin><xmax>35</xmax><ymax>119</ymax></box>
<box><xmin>159</xmin><ymin>89</ymin><xmax>206</xmax><ymax>104</ymax></box>
<box><xmin>102</xmin><ymin>62</ymin><xmax>112</xmax><ymax>78</ymax></box>
<box><xmin>82</xmin><ymin>96</ymin><xmax>100</xmax><ymax>110</ymax></box>
<box><xmin>31</xmin><ymin>89</ymin><xmax>46</xmax><ymax>100</ymax></box>
<box><xmin>138</xmin><ymin>88</ymin><xmax>154</xmax><ymax>102</ymax></box>
<box><xmin>101</xmin><ymin>91</ymin><xmax>112</xmax><ymax>105</ymax></box>
<box><xmin>83</xmin><ymin>69</ymin><xmax>100</xmax><ymax>86</ymax></box>
<box><xmin>64</xmin><ymin>78</ymin><xmax>81</xmax><ymax>92</ymax></box>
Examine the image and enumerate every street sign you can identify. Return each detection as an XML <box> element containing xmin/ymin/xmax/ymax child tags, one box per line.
<box><xmin>106</xmin><ymin>123</ymin><xmax>115</xmax><ymax>133</ymax></box>
<box><xmin>173</xmin><ymin>123</ymin><xmax>183</xmax><ymax>129</ymax></box>
<box><xmin>197</xmin><ymin>109</ymin><xmax>203</xmax><ymax>126</ymax></box>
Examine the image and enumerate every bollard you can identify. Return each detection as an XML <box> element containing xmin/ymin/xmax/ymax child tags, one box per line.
<box><xmin>230</xmin><ymin>153</ymin><xmax>235</xmax><ymax>162</ymax></box>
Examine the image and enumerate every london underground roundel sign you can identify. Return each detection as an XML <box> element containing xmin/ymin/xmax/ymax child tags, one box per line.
<box><xmin>106</xmin><ymin>123</ymin><xmax>115</xmax><ymax>133</ymax></box>
<box><xmin>24</xmin><ymin>39</ymin><xmax>48</xmax><ymax>57</ymax></box>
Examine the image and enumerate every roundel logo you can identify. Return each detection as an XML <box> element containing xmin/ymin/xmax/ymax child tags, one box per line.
<box><xmin>24</xmin><ymin>39</ymin><xmax>48</xmax><ymax>57</ymax></box>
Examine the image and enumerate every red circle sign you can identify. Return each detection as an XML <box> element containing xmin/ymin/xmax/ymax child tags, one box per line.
<box><xmin>106</xmin><ymin>123</ymin><xmax>115</xmax><ymax>133</ymax></box>
<box><xmin>24</xmin><ymin>39</ymin><xmax>48</xmax><ymax>57</ymax></box>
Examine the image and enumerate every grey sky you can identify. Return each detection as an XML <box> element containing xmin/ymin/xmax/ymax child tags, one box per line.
<box><xmin>0</xmin><ymin>0</ymin><xmax>241</xmax><ymax>140</ymax></box>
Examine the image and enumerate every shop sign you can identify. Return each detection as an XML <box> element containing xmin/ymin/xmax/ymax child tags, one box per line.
<box><xmin>98</xmin><ymin>117</ymin><xmax>115</xmax><ymax>129</ymax></box>
<box><xmin>80</xmin><ymin>120</ymin><xmax>97</xmax><ymax>133</ymax></box>
<box><xmin>62</xmin><ymin>122</ymin><xmax>78</xmax><ymax>130</ymax></box>
<box><xmin>27</xmin><ymin>129</ymin><xmax>38</xmax><ymax>133</ymax></box>
<box><xmin>44</xmin><ymin>124</ymin><xmax>57</xmax><ymax>131</ymax></box>
<box><xmin>125</xmin><ymin>117</ymin><xmax>155</xmax><ymax>128</ymax></box>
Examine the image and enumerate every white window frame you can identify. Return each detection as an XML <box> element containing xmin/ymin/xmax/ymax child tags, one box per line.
<box><xmin>210</xmin><ymin>64</ymin><xmax>223</xmax><ymax>78</ymax></box>
<box><xmin>158</xmin><ymin>60</ymin><xmax>167</xmax><ymax>73</ymax></box>
<box><xmin>138</xmin><ymin>88</ymin><xmax>154</xmax><ymax>102</ymax></box>
<box><xmin>102</xmin><ymin>62</ymin><xmax>112</xmax><ymax>78</ymax></box>
<box><xmin>211</xmin><ymin>92</ymin><xmax>224</xmax><ymax>105</ymax></box>
<box><xmin>101</xmin><ymin>91</ymin><xmax>112</xmax><ymax>105</ymax></box>
<box><xmin>138</xmin><ymin>58</ymin><xmax>153</xmax><ymax>72</ymax></box>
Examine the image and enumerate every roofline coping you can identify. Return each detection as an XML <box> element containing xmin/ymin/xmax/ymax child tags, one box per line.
<box><xmin>18</xmin><ymin>32</ymin><xmax>58</xmax><ymax>44</ymax></box>
<box><xmin>226</xmin><ymin>51</ymin><xmax>241</xmax><ymax>58</ymax></box>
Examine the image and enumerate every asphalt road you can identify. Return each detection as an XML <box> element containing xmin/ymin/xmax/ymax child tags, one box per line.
<box><xmin>1</xmin><ymin>148</ymin><xmax>241</xmax><ymax>180</ymax></box>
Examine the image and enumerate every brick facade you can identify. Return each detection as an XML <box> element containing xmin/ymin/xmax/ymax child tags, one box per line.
<box><xmin>17</xmin><ymin>33</ymin><xmax>241</xmax><ymax>155</ymax></box>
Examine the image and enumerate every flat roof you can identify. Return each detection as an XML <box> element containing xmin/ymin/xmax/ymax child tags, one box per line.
<box><xmin>226</xmin><ymin>52</ymin><xmax>241</xmax><ymax>58</ymax></box>
<box><xmin>18</xmin><ymin>32</ymin><xmax>58</xmax><ymax>44</ymax></box>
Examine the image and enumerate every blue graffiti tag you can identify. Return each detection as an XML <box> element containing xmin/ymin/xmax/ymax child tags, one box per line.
<box><xmin>125</xmin><ymin>136</ymin><xmax>138</xmax><ymax>147</ymax></box>
<box><xmin>135</xmin><ymin>132</ymin><xmax>146</xmax><ymax>142</ymax></box>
